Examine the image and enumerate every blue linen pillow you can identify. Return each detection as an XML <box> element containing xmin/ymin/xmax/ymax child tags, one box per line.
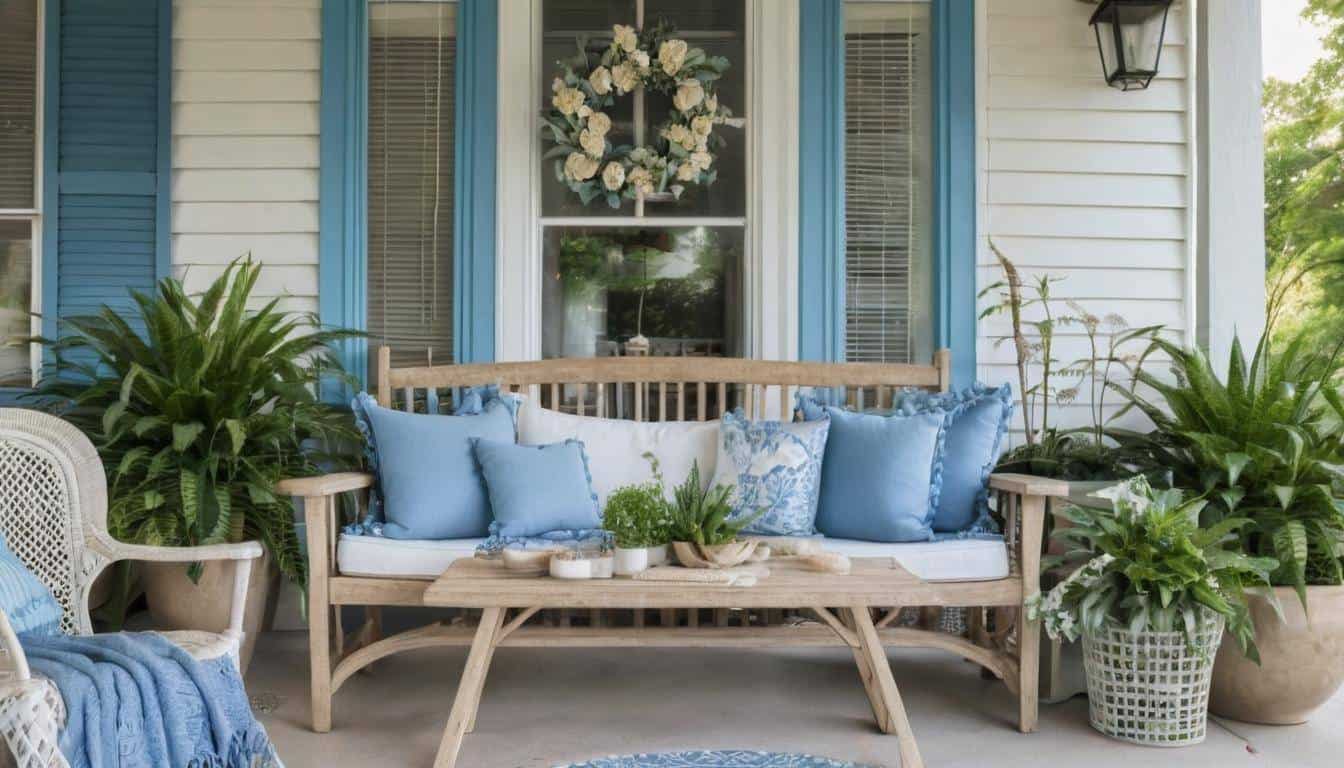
<box><xmin>810</xmin><ymin>406</ymin><xmax>946</xmax><ymax>542</ymax></box>
<box><xmin>709</xmin><ymin>410</ymin><xmax>830</xmax><ymax>536</ymax></box>
<box><xmin>0</xmin><ymin>533</ymin><xmax>62</xmax><ymax>637</ymax></box>
<box><xmin>352</xmin><ymin>392</ymin><xmax>518</xmax><ymax>539</ymax></box>
<box><xmin>472</xmin><ymin>438</ymin><xmax>602</xmax><ymax>538</ymax></box>
<box><xmin>895</xmin><ymin>384</ymin><xmax>1012</xmax><ymax>532</ymax></box>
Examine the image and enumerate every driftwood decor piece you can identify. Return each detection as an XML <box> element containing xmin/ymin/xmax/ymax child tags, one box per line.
<box><xmin>276</xmin><ymin>346</ymin><xmax>1068</xmax><ymax>760</ymax></box>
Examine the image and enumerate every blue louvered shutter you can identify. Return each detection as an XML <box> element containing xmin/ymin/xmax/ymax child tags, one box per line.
<box><xmin>54</xmin><ymin>0</ymin><xmax>166</xmax><ymax>341</ymax></box>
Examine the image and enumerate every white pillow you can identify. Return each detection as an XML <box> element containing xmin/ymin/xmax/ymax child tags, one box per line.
<box><xmin>515</xmin><ymin>399</ymin><xmax>718</xmax><ymax>507</ymax></box>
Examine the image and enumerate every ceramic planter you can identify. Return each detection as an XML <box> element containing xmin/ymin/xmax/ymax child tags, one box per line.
<box><xmin>141</xmin><ymin>549</ymin><xmax>276</xmax><ymax>673</ymax></box>
<box><xmin>1209</xmin><ymin>585</ymin><xmax>1344</xmax><ymax>724</ymax></box>
<box><xmin>613</xmin><ymin>544</ymin><xmax>669</xmax><ymax>576</ymax></box>
<box><xmin>672</xmin><ymin>540</ymin><xmax>759</xmax><ymax>569</ymax></box>
<box><xmin>549</xmin><ymin>554</ymin><xmax>614</xmax><ymax>580</ymax></box>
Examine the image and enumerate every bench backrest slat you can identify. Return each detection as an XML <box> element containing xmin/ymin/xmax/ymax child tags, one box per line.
<box><xmin>375</xmin><ymin>347</ymin><xmax>953</xmax><ymax>420</ymax></box>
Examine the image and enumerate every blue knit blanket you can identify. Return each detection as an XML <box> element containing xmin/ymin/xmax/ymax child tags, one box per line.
<box><xmin>20</xmin><ymin>632</ymin><xmax>280</xmax><ymax>768</ymax></box>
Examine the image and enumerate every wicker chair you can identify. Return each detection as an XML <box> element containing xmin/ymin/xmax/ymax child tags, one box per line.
<box><xmin>0</xmin><ymin>409</ymin><xmax>263</xmax><ymax>768</ymax></box>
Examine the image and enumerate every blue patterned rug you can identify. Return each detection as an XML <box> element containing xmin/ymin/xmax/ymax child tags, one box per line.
<box><xmin>558</xmin><ymin>751</ymin><xmax>881</xmax><ymax>768</ymax></box>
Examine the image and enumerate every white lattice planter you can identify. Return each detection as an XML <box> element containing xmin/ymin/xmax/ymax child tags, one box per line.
<box><xmin>1081</xmin><ymin>613</ymin><xmax>1224</xmax><ymax>747</ymax></box>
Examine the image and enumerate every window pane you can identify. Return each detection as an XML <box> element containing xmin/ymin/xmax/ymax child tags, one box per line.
<box><xmin>0</xmin><ymin>0</ymin><xmax>38</xmax><ymax>209</ymax></box>
<box><xmin>844</xmin><ymin>2</ymin><xmax>934</xmax><ymax>364</ymax></box>
<box><xmin>367</xmin><ymin>1</ymin><xmax>457</xmax><ymax>378</ymax></box>
<box><xmin>0</xmin><ymin>220</ymin><xmax>32</xmax><ymax>387</ymax></box>
<box><xmin>540</xmin><ymin>0</ymin><xmax>746</xmax><ymax>218</ymax></box>
<box><xmin>541</xmin><ymin>227</ymin><xmax>744</xmax><ymax>359</ymax></box>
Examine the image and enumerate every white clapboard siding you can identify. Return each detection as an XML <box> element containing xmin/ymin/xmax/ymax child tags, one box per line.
<box><xmin>171</xmin><ymin>0</ymin><xmax>320</xmax><ymax>308</ymax></box>
<box><xmin>979</xmin><ymin>1</ymin><xmax>1191</xmax><ymax>434</ymax></box>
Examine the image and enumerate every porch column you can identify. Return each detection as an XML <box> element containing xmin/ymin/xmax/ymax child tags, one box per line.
<box><xmin>1196</xmin><ymin>0</ymin><xmax>1266</xmax><ymax>368</ymax></box>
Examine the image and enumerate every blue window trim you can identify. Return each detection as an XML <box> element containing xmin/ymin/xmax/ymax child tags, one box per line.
<box><xmin>155</xmin><ymin>0</ymin><xmax>173</xmax><ymax>283</ymax></box>
<box><xmin>40</xmin><ymin>0</ymin><xmax>60</xmax><ymax>347</ymax></box>
<box><xmin>319</xmin><ymin>0</ymin><xmax>498</xmax><ymax>387</ymax></box>
<box><xmin>798</xmin><ymin>0</ymin><xmax>977</xmax><ymax>387</ymax></box>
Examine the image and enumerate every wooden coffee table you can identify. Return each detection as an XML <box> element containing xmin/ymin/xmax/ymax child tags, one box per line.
<box><xmin>421</xmin><ymin>558</ymin><xmax>965</xmax><ymax>768</ymax></box>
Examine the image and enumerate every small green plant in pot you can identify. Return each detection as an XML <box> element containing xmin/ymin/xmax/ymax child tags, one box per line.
<box><xmin>31</xmin><ymin>259</ymin><xmax>360</xmax><ymax>664</ymax></box>
<box><xmin>603</xmin><ymin>455</ymin><xmax>673</xmax><ymax>575</ymax></box>
<box><xmin>667</xmin><ymin>460</ymin><xmax>762</xmax><ymax>568</ymax></box>
<box><xmin>1030</xmin><ymin>476</ymin><xmax>1277</xmax><ymax>746</ymax></box>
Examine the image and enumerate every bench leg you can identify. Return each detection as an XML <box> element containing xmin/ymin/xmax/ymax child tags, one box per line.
<box><xmin>434</xmin><ymin>607</ymin><xmax>505</xmax><ymax>768</ymax></box>
<box><xmin>304</xmin><ymin>495</ymin><xmax>334</xmax><ymax>733</ymax></box>
<box><xmin>850</xmin><ymin>603</ymin><xmax>924</xmax><ymax>768</ymax></box>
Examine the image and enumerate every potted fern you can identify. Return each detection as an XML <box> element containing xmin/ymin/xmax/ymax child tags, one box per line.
<box><xmin>1032</xmin><ymin>476</ymin><xmax>1276</xmax><ymax>746</ymax></box>
<box><xmin>1111</xmin><ymin>323</ymin><xmax>1344</xmax><ymax>724</ymax></box>
<box><xmin>32</xmin><ymin>260</ymin><xmax>360</xmax><ymax>668</ymax></box>
<box><xmin>667</xmin><ymin>460</ymin><xmax>762</xmax><ymax>568</ymax></box>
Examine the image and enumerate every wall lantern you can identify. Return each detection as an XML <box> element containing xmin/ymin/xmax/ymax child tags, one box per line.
<box><xmin>1088</xmin><ymin>0</ymin><xmax>1173</xmax><ymax>91</ymax></box>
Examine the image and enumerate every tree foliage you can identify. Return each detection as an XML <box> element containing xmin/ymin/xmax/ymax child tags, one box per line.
<box><xmin>1265</xmin><ymin>0</ymin><xmax>1344</xmax><ymax>344</ymax></box>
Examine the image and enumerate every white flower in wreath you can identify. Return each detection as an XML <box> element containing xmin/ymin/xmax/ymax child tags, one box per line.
<box><xmin>586</xmin><ymin>111</ymin><xmax>612</xmax><ymax>136</ymax></box>
<box><xmin>629</xmin><ymin>147</ymin><xmax>655</xmax><ymax>167</ymax></box>
<box><xmin>579</xmin><ymin>128</ymin><xmax>606</xmax><ymax>159</ymax></box>
<box><xmin>553</xmin><ymin>87</ymin><xmax>585</xmax><ymax>116</ymax></box>
<box><xmin>612</xmin><ymin>24</ymin><xmax>639</xmax><ymax>53</ymax></box>
<box><xmin>628</xmin><ymin>166</ymin><xmax>655</xmax><ymax>195</ymax></box>
<box><xmin>611</xmin><ymin>62</ymin><xmax>640</xmax><ymax>94</ymax></box>
<box><xmin>673</xmin><ymin>80</ymin><xmax>705</xmax><ymax>113</ymax></box>
<box><xmin>577</xmin><ymin>105</ymin><xmax>593</xmax><ymax>119</ymax></box>
<box><xmin>675</xmin><ymin>162</ymin><xmax>697</xmax><ymax>182</ymax></box>
<box><xmin>564</xmin><ymin>152</ymin><xmax>600</xmax><ymax>182</ymax></box>
<box><xmin>705</xmin><ymin>94</ymin><xmax>719</xmax><ymax>114</ymax></box>
<box><xmin>689</xmin><ymin>150</ymin><xmax>713</xmax><ymax>172</ymax></box>
<box><xmin>663</xmin><ymin>123</ymin><xmax>696</xmax><ymax>151</ymax></box>
<box><xmin>589</xmin><ymin>65</ymin><xmax>613</xmax><ymax>96</ymax></box>
<box><xmin>602</xmin><ymin>161</ymin><xmax>626</xmax><ymax>191</ymax></box>
<box><xmin>659</xmin><ymin>39</ymin><xmax>689</xmax><ymax>76</ymax></box>
<box><xmin>691</xmin><ymin>114</ymin><xmax>713</xmax><ymax>137</ymax></box>
<box><xmin>630</xmin><ymin>49</ymin><xmax>650</xmax><ymax>70</ymax></box>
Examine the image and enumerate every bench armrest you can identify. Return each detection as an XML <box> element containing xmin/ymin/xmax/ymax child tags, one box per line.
<box><xmin>109</xmin><ymin>541</ymin><xmax>263</xmax><ymax>563</ymax></box>
<box><xmin>276</xmin><ymin>472</ymin><xmax>375</xmax><ymax>498</ymax></box>
<box><xmin>988</xmin><ymin>473</ymin><xmax>1066</xmax><ymax>597</ymax></box>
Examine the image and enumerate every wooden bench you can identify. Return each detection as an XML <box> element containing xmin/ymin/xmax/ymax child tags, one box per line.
<box><xmin>277</xmin><ymin>347</ymin><xmax>1066</xmax><ymax>742</ymax></box>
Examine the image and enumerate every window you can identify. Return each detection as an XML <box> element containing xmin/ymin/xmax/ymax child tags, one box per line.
<box><xmin>0</xmin><ymin>0</ymin><xmax>39</xmax><ymax>387</ymax></box>
<box><xmin>843</xmin><ymin>1</ymin><xmax>933</xmax><ymax>364</ymax></box>
<box><xmin>539</xmin><ymin>0</ymin><xmax>747</xmax><ymax>365</ymax></box>
<box><xmin>366</xmin><ymin>0</ymin><xmax>457</xmax><ymax>378</ymax></box>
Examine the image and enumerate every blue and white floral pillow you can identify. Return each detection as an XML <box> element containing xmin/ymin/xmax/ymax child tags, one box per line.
<box><xmin>709</xmin><ymin>410</ymin><xmax>830</xmax><ymax>536</ymax></box>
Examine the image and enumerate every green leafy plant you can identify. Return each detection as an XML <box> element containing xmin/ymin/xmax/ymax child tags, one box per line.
<box><xmin>1031</xmin><ymin>476</ymin><xmax>1277</xmax><ymax>660</ymax></box>
<box><xmin>602</xmin><ymin>457</ymin><xmax>672</xmax><ymax>550</ymax></box>
<box><xmin>30</xmin><ymin>260</ymin><xmax>361</xmax><ymax>590</ymax></box>
<box><xmin>667</xmin><ymin>460</ymin><xmax>759</xmax><ymax>546</ymax></box>
<box><xmin>1109</xmin><ymin>327</ymin><xmax>1344</xmax><ymax>607</ymax></box>
<box><xmin>979</xmin><ymin>242</ymin><xmax>1160</xmax><ymax>481</ymax></box>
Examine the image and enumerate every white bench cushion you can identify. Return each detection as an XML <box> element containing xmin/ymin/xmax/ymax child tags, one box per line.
<box><xmin>337</xmin><ymin>533</ymin><xmax>1008</xmax><ymax>582</ymax></box>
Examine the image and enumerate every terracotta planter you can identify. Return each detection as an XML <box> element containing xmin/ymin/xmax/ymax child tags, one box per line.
<box><xmin>1209</xmin><ymin>585</ymin><xmax>1344</xmax><ymax>725</ymax></box>
<box><xmin>141</xmin><ymin>549</ymin><xmax>277</xmax><ymax>673</ymax></box>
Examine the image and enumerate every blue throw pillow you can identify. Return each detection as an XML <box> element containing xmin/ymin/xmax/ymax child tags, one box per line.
<box><xmin>709</xmin><ymin>410</ymin><xmax>830</xmax><ymax>536</ymax></box>
<box><xmin>810</xmin><ymin>407</ymin><xmax>946</xmax><ymax>542</ymax></box>
<box><xmin>472</xmin><ymin>438</ymin><xmax>602</xmax><ymax>538</ymax></box>
<box><xmin>0</xmin><ymin>533</ymin><xmax>62</xmax><ymax>637</ymax></box>
<box><xmin>894</xmin><ymin>384</ymin><xmax>1012</xmax><ymax>532</ymax></box>
<box><xmin>352</xmin><ymin>392</ymin><xmax>518</xmax><ymax>539</ymax></box>
<box><xmin>797</xmin><ymin>383</ymin><xmax>1012</xmax><ymax>533</ymax></box>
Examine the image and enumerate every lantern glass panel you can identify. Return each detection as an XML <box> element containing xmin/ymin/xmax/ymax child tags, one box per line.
<box><xmin>1115</xmin><ymin>2</ymin><xmax>1166</xmax><ymax>75</ymax></box>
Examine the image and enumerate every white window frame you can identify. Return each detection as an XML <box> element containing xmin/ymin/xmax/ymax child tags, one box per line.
<box><xmin>495</xmin><ymin>0</ymin><xmax>800</xmax><ymax>371</ymax></box>
<box><xmin>0</xmin><ymin>0</ymin><xmax>46</xmax><ymax>387</ymax></box>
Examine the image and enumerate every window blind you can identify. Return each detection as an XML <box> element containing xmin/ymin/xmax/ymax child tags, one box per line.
<box><xmin>368</xmin><ymin>2</ymin><xmax>457</xmax><ymax>375</ymax></box>
<box><xmin>843</xmin><ymin>10</ymin><xmax>931</xmax><ymax>364</ymax></box>
<box><xmin>0</xmin><ymin>0</ymin><xmax>38</xmax><ymax>209</ymax></box>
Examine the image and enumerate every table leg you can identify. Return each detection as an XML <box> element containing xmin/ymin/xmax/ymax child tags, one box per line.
<box><xmin>433</xmin><ymin>607</ymin><xmax>505</xmax><ymax>768</ymax></box>
<box><xmin>849</xmin><ymin>603</ymin><xmax>925</xmax><ymax>768</ymax></box>
<box><xmin>841</xmin><ymin>608</ymin><xmax>890</xmax><ymax>729</ymax></box>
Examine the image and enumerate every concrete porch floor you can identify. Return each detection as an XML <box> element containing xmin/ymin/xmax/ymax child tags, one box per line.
<box><xmin>247</xmin><ymin>629</ymin><xmax>1342</xmax><ymax>767</ymax></box>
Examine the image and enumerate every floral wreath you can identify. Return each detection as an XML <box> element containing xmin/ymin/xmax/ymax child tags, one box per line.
<box><xmin>543</xmin><ymin>21</ymin><xmax>744</xmax><ymax>209</ymax></box>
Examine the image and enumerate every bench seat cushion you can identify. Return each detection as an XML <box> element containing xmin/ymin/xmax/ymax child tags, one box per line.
<box><xmin>336</xmin><ymin>533</ymin><xmax>1008</xmax><ymax>582</ymax></box>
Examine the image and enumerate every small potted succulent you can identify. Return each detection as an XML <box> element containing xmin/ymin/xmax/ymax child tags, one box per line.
<box><xmin>667</xmin><ymin>460</ymin><xmax>762</xmax><ymax>568</ymax></box>
<box><xmin>603</xmin><ymin>480</ymin><xmax>672</xmax><ymax>576</ymax></box>
<box><xmin>1030</xmin><ymin>476</ymin><xmax>1276</xmax><ymax>747</ymax></box>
